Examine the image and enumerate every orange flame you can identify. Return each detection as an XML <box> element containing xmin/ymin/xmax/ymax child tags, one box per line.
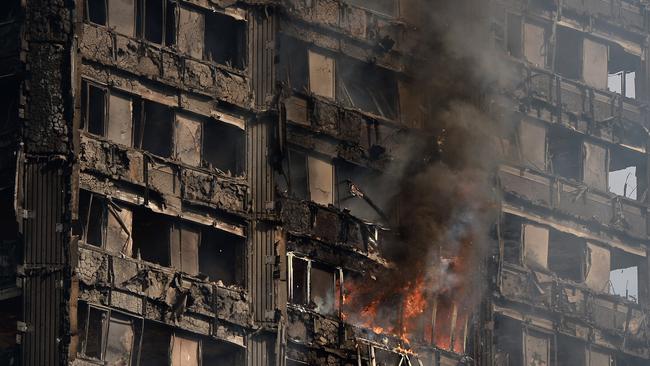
<box><xmin>342</xmin><ymin>256</ymin><xmax>474</xmax><ymax>351</ymax></box>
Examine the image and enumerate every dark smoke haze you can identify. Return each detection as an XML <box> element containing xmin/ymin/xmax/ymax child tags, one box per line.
<box><xmin>344</xmin><ymin>0</ymin><xmax>517</xmax><ymax>344</ymax></box>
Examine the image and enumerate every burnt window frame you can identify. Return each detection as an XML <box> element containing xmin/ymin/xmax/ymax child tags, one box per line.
<box><xmin>336</xmin><ymin>56</ymin><xmax>400</xmax><ymax>121</ymax></box>
<box><xmin>285</xmin><ymin>148</ymin><xmax>310</xmax><ymax>200</ymax></box>
<box><xmin>85</xmin><ymin>0</ymin><xmax>108</xmax><ymax>26</ymax></box>
<box><xmin>171</xmin><ymin>111</ymin><xmax>246</xmax><ymax>175</ymax></box>
<box><xmin>548</xmin><ymin>229</ymin><xmax>586</xmax><ymax>283</ymax></box>
<box><xmin>0</xmin><ymin>78</ymin><xmax>20</xmax><ymax>136</ymax></box>
<box><xmin>198</xmin><ymin>226</ymin><xmax>246</xmax><ymax>288</ymax></box>
<box><xmin>201</xmin><ymin>116</ymin><xmax>246</xmax><ymax>176</ymax></box>
<box><xmin>84</xmin><ymin>0</ymin><xmax>177</xmax><ymax>46</ymax></box>
<box><xmin>334</xmin><ymin>160</ymin><xmax>388</xmax><ymax>223</ymax></box>
<box><xmin>106</xmin><ymin>88</ymin><xmax>136</xmax><ymax>147</ymax></box>
<box><xmin>139</xmin><ymin>323</ymin><xmax>245</xmax><ymax>366</ymax></box>
<box><xmin>501</xmin><ymin>213</ymin><xmax>523</xmax><ymax>266</ymax></box>
<box><xmin>0</xmin><ymin>0</ymin><xmax>21</xmax><ymax>24</ymax></box>
<box><xmin>174</xmin><ymin>111</ymin><xmax>204</xmax><ymax>167</ymax></box>
<box><xmin>85</xmin><ymin>0</ymin><xmax>139</xmax><ymax>37</ymax></box>
<box><xmin>77</xmin><ymin>302</ymin><xmax>143</xmax><ymax>365</ymax></box>
<box><xmin>607</xmin><ymin>43</ymin><xmax>641</xmax><ymax>99</ymax></box>
<box><xmin>523</xmin><ymin>19</ymin><xmax>550</xmax><ymax>68</ymax></box>
<box><xmin>76</xmin><ymin>190</ymin><xmax>134</xmax><ymax>256</ymax></box>
<box><xmin>284</xmin><ymin>148</ymin><xmax>336</xmax><ymax>205</ymax></box>
<box><xmin>81</xmin><ymin>79</ymin><xmax>137</xmax><ymax>145</ymax></box>
<box><xmin>131</xmin><ymin>209</ymin><xmax>245</xmax><ymax>284</ymax></box>
<box><xmin>547</xmin><ymin>126</ymin><xmax>583</xmax><ymax>182</ymax></box>
<box><xmin>80</xmin><ymin>80</ymin><xmax>108</xmax><ymax>137</ymax></box>
<box><xmin>203</xmin><ymin>10</ymin><xmax>247</xmax><ymax>70</ymax></box>
<box><xmin>608</xmin><ymin>145</ymin><xmax>646</xmax><ymax>201</ymax></box>
<box><xmin>77</xmin><ymin>190</ymin><xmax>109</xmax><ymax>248</ymax></box>
<box><xmin>522</xmin><ymin>326</ymin><xmax>554</xmax><ymax>366</ymax></box>
<box><xmin>505</xmin><ymin>12</ymin><xmax>523</xmax><ymax>59</ymax></box>
<box><xmin>131</xmin><ymin>210</ymin><xmax>181</xmax><ymax>270</ymax></box>
<box><xmin>287</xmin><ymin>253</ymin><xmax>343</xmax><ymax>317</ymax></box>
<box><xmin>278</xmin><ymin>35</ymin><xmax>309</xmax><ymax>93</ymax></box>
<box><xmin>554</xmin><ymin>26</ymin><xmax>583</xmax><ymax>80</ymax></box>
<box><xmin>170</xmin><ymin>331</ymin><xmax>200</xmax><ymax>366</ymax></box>
<box><xmin>279</xmin><ymin>41</ymin><xmax>400</xmax><ymax>120</ymax></box>
<box><xmin>132</xmin><ymin>98</ymin><xmax>174</xmax><ymax>158</ymax></box>
<box><xmin>140</xmin><ymin>0</ymin><xmax>178</xmax><ymax>46</ymax></box>
<box><xmin>356</xmin><ymin>342</ymin><xmax>411</xmax><ymax>366</ymax></box>
<box><xmin>609</xmin><ymin>248</ymin><xmax>646</xmax><ymax>304</ymax></box>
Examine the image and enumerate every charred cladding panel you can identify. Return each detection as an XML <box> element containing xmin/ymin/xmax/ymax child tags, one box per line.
<box><xmin>248</xmin><ymin>118</ymin><xmax>275</xmax><ymax>323</ymax></box>
<box><xmin>251</xmin><ymin>9</ymin><xmax>276</xmax><ymax>109</ymax></box>
<box><xmin>20</xmin><ymin>160</ymin><xmax>68</xmax><ymax>365</ymax></box>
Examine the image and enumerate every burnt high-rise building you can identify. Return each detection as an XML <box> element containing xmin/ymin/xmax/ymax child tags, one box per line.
<box><xmin>0</xmin><ymin>0</ymin><xmax>649</xmax><ymax>365</ymax></box>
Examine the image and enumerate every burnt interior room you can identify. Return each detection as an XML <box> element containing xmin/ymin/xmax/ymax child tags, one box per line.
<box><xmin>204</xmin><ymin>11</ymin><xmax>246</xmax><ymax>70</ymax></box>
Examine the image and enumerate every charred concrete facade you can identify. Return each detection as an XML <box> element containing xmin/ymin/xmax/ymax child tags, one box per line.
<box><xmin>493</xmin><ymin>0</ymin><xmax>650</xmax><ymax>365</ymax></box>
<box><xmin>1</xmin><ymin>0</ymin><xmax>650</xmax><ymax>365</ymax></box>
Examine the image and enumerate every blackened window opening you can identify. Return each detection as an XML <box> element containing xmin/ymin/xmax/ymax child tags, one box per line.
<box><xmin>555</xmin><ymin>27</ymin><xmax>582</xmax><ymax>79</ymax></box>
<box><xmin>291</xmin><ymin>256</ymin><xmax>308</xmax><ymax>305</ymax></box>
<box><xmin>77</xmin><ymin>191</ymin><xmax>106</xmax><ymax>247</ymax></box>
<box><xmin>548</xmin><ymin>230</ymin><xmax>585</xmax><ymax>282</ymax></box>
<box><xmin>86</xmin><ymin>0</ymin><xmax>107</xmax><ymax>25</ymax></box>
<box><xmin>139</xmin><ymin>322</ymin><xmax>171</xmax><ymax>366</ymax></box>
<box><xmin>338</xmin><ymin>57</ymin><xmax>399</xmax><ymax>120</ymax></box>
<box><xmin>199</xmin><ymin>228</ymin><xmax>245</xmax><ymax>286</ymax></box>
<box><xmin>502</xmin><ymin>214</ymin><xmax>523</xmax><ymax>265</ymax></box>
<box><xmin>202</xmin><ymin>121</ymin><xmax>245</xmax><ymax>176</ymax></box>
<box><xmin>0</xmin><ymin>80</ymin><xmax>19</xmax><ymax>134</ymax></box>
<box><xmin>202</xmin><ymin>338</ymin><xmax>245</xmax><ymax>365</ymax></box>
<box><xmin>548</xmin><ymin>128</ymin><xmax>581</xmax><ymax>181</ymax></box>
<box><xmin>81</xmin><ymin>81</ymin><xmax>107</xmax><ymax>136</ymax></box>
<box><xmin>278</xmin><ymin>36</ymin><xmax>308</xmax><ymax>92</ymax></box>
<box><xmin>143</xmin><ymin>0</ymin><xmax>176</xmax><ymax>46</ymax></box>
<box><xmin>506</xmin><ymin>13</ymin><xmax>523</xmax><ymax>58</ymax></box>
<box><xmin>132</xmin><ymin>208</ymin><xmax>171</xmax><ymax>266</ymax></box>
<box><xmin>288</xmin><ymin>149</ymin><xmax>309</xmax><ymax>200</ymax></box>
<box><xmin>204</xmin><ymin>12</ymin><xmax>246</xmax><ymax>69</ymax></box>
<box><xmin>133</xmin><ymin>100</ymin><xmax>173</xmax><ymax>158</ymax></box>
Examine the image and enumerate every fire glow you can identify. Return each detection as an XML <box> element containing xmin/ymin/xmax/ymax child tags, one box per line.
<box><xmin>343</xmin><ymin>256</ymin><xmax>472</xmax><ymax>352</ymax></box>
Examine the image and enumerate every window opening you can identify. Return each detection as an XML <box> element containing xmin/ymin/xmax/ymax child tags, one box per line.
<box><xmin>133</xmin><ymin>99</ymin><xmax>173</xmax><ymax>158</ymax></box>
<box><xmin>132</xmin><ymin>208</ymin><xmax>171</xmax><ymax>266</ymax></box>
<box><xmin>87</xmin><ymin>0</ymin><xmax>107</xmax><ymax>25</ymax></box>
<box><xmin>608</xmin><ymin>45</ymin><xmax>640</xmax><ymax>99</ymax></box>
<box><xmin>548</xmin><ymin>230</ymin><xmax>585</xmax><ymax>282</ymax></box>
<box><xmin>139</xmin><ymin>0</ymin><xmax>177</xmax><ymax>45</ymax></box>
<box><xmin>609</xmin><ymin>250</ymin><xmax>642</xmax><ymax>303</ymax></box>
<box><xmin>287</xmin><ymin>149</ymin><xmax>309</xmax><ymax>200</ymax></box>
<box><xmin>288</xmin><ymin>254</ymin><xmax>343</xmax><ymax>316</ymax></box>
<box><xmin>555</xmin><ymin>27</ymin><xmax>582</xmax><ymax>79</ymax></box>
<box><xmin>81</xmin><ymin>81</ymin><xmax>107</xmax><ymax>137</ymax></box>
<box><xmin>338</xmin><ymin>57</ymin><xmax>399</xmax><ymax>120</ymax></box>
<box><xmin>609</xmin><ymin>146</ymin><xmax>645</xmax><ymax>200</ymax></box>
<box><xmin>202</xmin><ymin>119</ymin><xmax>245</xmax><ymax>176</ymax></box>
<box><xmin>548</xmin><ymin>128</ymin><xmax>582</xmax><ymax>181</ymax></box>
<box><xmin>204</xmin><ymin>12</ymin><xmax>246</xmax><ymax>69</ymax></box>
<box><xmin>199</xmin><ymin>228</ymin><xmax>245</xmax><ymax>287</ymax></box>
<box><xmin>506</xmin><ymin>14</ymin><xmax>522</xmax><ymax>58</ymax></box>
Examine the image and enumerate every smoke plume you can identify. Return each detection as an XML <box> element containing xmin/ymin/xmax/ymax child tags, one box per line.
<box><xmin>343</xmin><ymin>0</ymin><xmax>515</xmax><ymax>349</ymax></box>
